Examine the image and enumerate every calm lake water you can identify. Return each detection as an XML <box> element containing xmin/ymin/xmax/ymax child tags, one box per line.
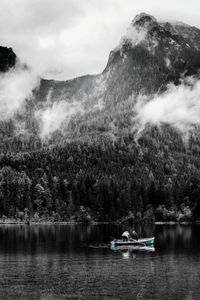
<box><xmin>0</xmin><ymin>224</ymin><xmax>199</xmax><ymax>300</ymax></box>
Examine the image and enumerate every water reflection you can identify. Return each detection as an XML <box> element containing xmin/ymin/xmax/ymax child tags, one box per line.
<box><xmin>0</xmin><ymin>223</ymin><xmax>199</xmax><ymax>255</ymax></box>
<box><xmin>122</xmin><ymin>249</ymin><xmax>130</xmax><ymax>259</ymax></box>
<box><xmin>155</xmin><ymin>224</ymin><xmax>200</xmax><ymax>255</ymax></box>
<box><xmin>111</xmin><ymin>245</ymin><xmax>155</xmax><ymax>260</ymax></box>
<box><xmin>120</xmin><ymin>247</ymin><xmax>155</xmax><ymax>259</ymax></box>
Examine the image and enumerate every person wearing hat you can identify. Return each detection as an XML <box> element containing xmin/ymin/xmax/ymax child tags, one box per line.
<box><xmin>122</xmin><ymin>231</ymin><xmax>130</xmax><ymax>242</ymax></box>
<box><xmin>131</xmin><ymin>230</ymin><xmax>138</xmax><ymax>240</ymax></box>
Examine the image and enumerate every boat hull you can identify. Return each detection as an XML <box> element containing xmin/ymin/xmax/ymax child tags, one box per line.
<box><xmin>111</xmin><ymin>237</ymin><xmax>155</xmax><ymax>248</ymax></box>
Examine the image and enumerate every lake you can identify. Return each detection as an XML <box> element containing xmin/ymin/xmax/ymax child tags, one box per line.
<box><xmin>0</xmin><ymin>224</ymin><xmax>199</xmax><ymax>299</ymax></box>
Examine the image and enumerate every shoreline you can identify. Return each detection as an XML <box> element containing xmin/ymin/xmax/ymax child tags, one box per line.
<box><xmin>0</xmin><ymin>220</ymin><xmax>197</xmax><ymax>225</ymax></box>
<box><xmin>154</xmin><ymin>221</ymin><xmax>193</xmax><ymax>225</ymax></box>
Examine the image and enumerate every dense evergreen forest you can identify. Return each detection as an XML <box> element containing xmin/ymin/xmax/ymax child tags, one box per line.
<box><xmin>0</xmin><ymin>125</ymin><xmax>199</xmax><ymax>223</ymax></box>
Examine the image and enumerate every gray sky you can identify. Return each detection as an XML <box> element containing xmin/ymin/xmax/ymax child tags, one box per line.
<box><xmin>1</xmin><ymin>0</ymin><xmax>200</xmax><ymax>80</ymax></box>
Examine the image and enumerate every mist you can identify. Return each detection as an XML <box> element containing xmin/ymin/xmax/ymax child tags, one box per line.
<box><xmin>35</xmin><ymin>100</ymin><xmax>84</xmax><ymax>138</ymax></box>
<box><xmin>126</xmin><ymin>21</ymin><xmax>148</xmax><ymax>46</ymax></box>
<box><xmin>0</xmin><ymin>64</ymin><xmax>39</xmax><ymax>120</ymax></box>
<box><xmin>135</xmin><ymin>77</ymin><xmax>200</xmax><ymax>135</ymax></box>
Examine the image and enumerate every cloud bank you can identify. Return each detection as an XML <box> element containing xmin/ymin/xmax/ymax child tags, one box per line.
<box><xmin>135</xmin><ymin>77</ymin><xmax>200</xmax><ymax>135</ymax></box>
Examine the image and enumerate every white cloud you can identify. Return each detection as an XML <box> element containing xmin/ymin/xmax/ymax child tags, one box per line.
<box><xmin>0</xmin><ymin>64</ymin><xmax>39</xmax><ymax>120</ymax></box>
<box><xmin>135</xmin><ymin>77</ymin><xmax>200</xmax><ymax>135</ymax></box>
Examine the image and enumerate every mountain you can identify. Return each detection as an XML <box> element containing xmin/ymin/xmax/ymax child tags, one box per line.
<box><xmin>2</xmin><ymin>12</ymin><xmax>200</xmax><ymax>150</ymax></box>
<box><xmin>38</xmin><ymin>13</ymin><xmax>200</xmax><ymax>105</ymax></box>
<box><xmin>0</xmin><ymin>13</ymin><xmax>200</xmax><ymax>222</ymax></box>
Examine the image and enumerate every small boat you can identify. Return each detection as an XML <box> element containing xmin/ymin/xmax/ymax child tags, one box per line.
<box><xmin>111</xmin><ymin>237</ymin><xmax>155</xmax><ymax>248</ymax></box>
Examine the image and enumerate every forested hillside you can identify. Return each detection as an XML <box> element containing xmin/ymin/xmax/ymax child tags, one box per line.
<box><xmin>0</xmin><ymin>13</ymin><xmax>200</xmax><ymax>222</ymax></box>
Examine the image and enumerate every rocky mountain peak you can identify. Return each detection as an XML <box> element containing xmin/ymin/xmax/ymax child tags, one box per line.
<box><xmin>106</xmin><ymin>12</ymin><xmax>200</xmax><ymax>77</ymax></box>
<box><xmin>108</xmin><ymin>13</ymin><xmax>165</xmax><ymax>61</ymax></box>
<box><xmin>131</xmin><ymin>13</ymin><xmax>158</xmax><ymax>29</ymax></box>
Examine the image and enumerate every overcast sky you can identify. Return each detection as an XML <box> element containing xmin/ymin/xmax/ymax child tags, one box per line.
<box><xmin>1</xmin><ymin>0</ymin><xmax>200</xmax><ymax>80</ymax></box>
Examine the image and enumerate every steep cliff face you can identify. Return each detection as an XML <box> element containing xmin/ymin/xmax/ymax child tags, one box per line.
<box><xmin>103</xmin><ymin>13</ymin><xmax>200</xmax><ymax>104</ymax></box>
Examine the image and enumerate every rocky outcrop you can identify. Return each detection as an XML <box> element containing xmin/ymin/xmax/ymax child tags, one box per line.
<box><xmin>0</xmin><ymin>46</ymin><xmax>16</xmax><ymax>72</ymax></box>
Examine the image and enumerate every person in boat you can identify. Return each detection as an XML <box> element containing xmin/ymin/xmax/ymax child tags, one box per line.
<box><xmin>122</xmin><ymin>231</ymin><xmax>130</xmax><ymax>242</ymax></box>
<box><xmin>131</xmin><ymin>230</ymin><xmax>138</xmax><ymax>240</ymax></box>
